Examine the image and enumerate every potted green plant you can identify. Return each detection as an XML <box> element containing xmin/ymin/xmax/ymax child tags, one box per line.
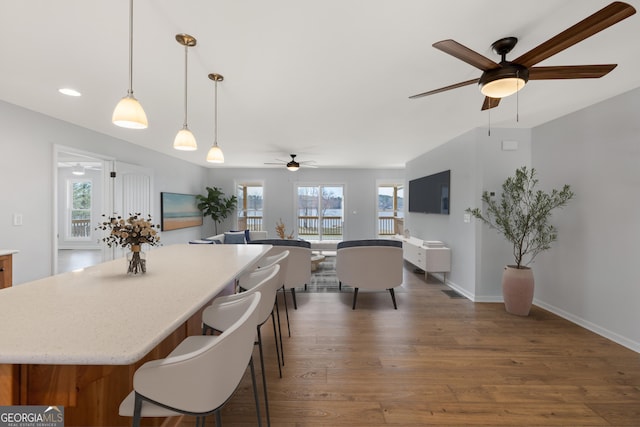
<box><xmin>466</xmin><ymin>166</ymin><xmax>574</xmax><ymax>316</ymax></box>
<box><xmin>196</xmin><ymin>186</ymin><xmax>238</xmax><ymax>235</ymax></box>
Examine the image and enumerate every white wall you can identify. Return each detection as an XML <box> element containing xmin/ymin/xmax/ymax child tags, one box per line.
<box><xmin>0</xmin><ymin>100</ymin><xmax>209</xmax><ymax>284</ymax></box>
<box><xmin>532</xmin><ymin>87</ymin><xmax>640</xmax><ymax>351</ymax></box>
<box><xmin>406</xmin><ymin>88</ymin><xmax>640</xmax><ymax>352</ymax></box>
<box><xmin>207</xmin><ymin>167</ymin><xmax>405</xmax><ymax>239</ymax></box>
<box><xmin>405</xmin><ymin>127</ymin><xmax>531</xmax><ymax>299</ymax></box>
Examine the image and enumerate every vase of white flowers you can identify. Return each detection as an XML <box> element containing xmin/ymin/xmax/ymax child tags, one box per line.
<box><xmin>97</xmin><ymin>213</ymin><xmax>160</xmax><ymax>274</ymax></box>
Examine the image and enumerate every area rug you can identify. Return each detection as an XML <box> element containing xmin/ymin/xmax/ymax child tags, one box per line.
<box><xmin>302</xmin><ymin>256</ymin><xmax>405</xmax><ymax>294</ymax></box>
<box><xmin>303</xmin><ymin>256</ymin><xmax>346</xmax><ymax>293</ymax></box>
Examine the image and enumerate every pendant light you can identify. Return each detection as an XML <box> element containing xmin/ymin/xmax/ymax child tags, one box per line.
<box><xmin>72</xmin><ymin>163</ymin><xmax>85</xmax><ymax>176</ymax></box>
<box><xmin>173</xmin><ymin>34</ymin><xmax>197</xmax><ymax>151</ymax></box>
<box><xmin>112</xmin><ymin>0</ymin><xmax>148</xmax><ymax>129</ymax></box>
<box><xmin>206</xmin><ymin>73</ymin><xmax>225</xmax><ymax>163</ymax></box>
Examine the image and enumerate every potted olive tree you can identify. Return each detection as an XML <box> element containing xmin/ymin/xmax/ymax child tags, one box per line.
<box><xmin>196</xmin><ymin>186</ymin><xmax>238</xmax><ymax>235</ymax></box>
<box><xmin>466</xmin><ymin>166</ymin><xmax>574</xmax><ymax>316</ymax></box>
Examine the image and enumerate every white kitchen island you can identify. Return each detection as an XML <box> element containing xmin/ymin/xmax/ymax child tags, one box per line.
<box><xmin>0</xmin><ymin>243</ymin><xmax>270</xmax><ymax>426</ymax></box>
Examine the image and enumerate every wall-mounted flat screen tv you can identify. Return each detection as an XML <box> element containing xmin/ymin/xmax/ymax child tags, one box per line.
<box><xmin>408</xmin><ymin>170</ymin><xmax>450</xmax><ymax>214</ymax></box>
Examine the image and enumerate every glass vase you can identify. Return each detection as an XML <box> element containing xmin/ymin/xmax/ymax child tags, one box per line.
<box><xmin>127</xmin><ymin>245</ymin><xmax>146</xmax><ymax>274</ymax></box>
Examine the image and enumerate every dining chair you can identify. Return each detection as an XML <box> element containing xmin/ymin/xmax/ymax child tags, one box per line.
<box><xmin>118</xmin><ymin>292</ymin><xmax>261</xmax><ymax>427</ymax></box>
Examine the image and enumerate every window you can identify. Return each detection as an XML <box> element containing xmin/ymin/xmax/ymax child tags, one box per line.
<box><xmin>237</xmin><ymin>183</ymin><xmax>263</xmax><ymax>231</ymax></box>
<box><xmin>296</xmin><ymin>185</ymin><xmax>344</xmax><ymax>241</ymax></box>
<box><xmin>377</xmin><ymin>183</ymin><xmax>404</xmax><ymax>236</ymax></box>
<box><xmin>67</xmin><ymin>179</ymin><xmax>93</xmax><ymax>240</ymax></box>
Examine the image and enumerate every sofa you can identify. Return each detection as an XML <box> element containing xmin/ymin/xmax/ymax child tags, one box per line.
<box><xmin>204</xmin><ymin>230</ymin><xmax>268</xmax><ymax>244</ymax></box>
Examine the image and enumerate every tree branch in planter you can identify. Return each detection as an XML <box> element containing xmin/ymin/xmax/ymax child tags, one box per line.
<box><xmin>466</xmin><ymin>166</ymin><xmax>574</xmax><ymax>269</ymax></box>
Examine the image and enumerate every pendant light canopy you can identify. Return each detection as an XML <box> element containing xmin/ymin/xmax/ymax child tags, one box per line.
<box><xmin>112</xmin><ymin>0</ymin><xmax>148</xmax><ymax>129</ymax></box>
<box><xmin>173</xmin><ymin>34</ymin><xmax>197</xmax><ymax>151</ymax></box>
<box><xmin>206</xmin><ymin>73</ymin><xmax>225</xmax><ymax>163</ymax></box>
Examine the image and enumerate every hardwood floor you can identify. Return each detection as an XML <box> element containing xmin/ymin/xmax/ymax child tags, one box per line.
<box><xmin>176</xmin><ymin>265</ymin><xmax>640</xmax><ymax>426</ymax></box>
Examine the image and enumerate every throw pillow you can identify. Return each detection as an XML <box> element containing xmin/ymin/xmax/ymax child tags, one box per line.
<box><xmin>230</xmin><ymin>229</ymin><xmax>252</xmax><ymax>243</ymax></box>
<box><xmin>224</xmin><ymin>231</ymin><xmax>246</xmax><ymax>244</ymax></box>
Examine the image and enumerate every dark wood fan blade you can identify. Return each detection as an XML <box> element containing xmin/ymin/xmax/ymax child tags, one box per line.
<box><xmin>481</xmin><ymin>97</ymin><xmax>501</xmax><ymax>110</ymax></box>
<box><xmin>409</xmin><ymin>78</ymin><xmax>479</xmax><ymax>99</ymax></box>
<box><xmin>514</xmin><ymin>2</ymin><xmax>636</xmax><ymax>68</ymax></box>
<box><xmin>529</xmin><ymin>64</ymin><xmax>617</xmax><ymax>79</ymax></box>
<box><xmin>433</xmin><ymin>40</ymin><xmax>500</xmax><ymax>71</ymax></box>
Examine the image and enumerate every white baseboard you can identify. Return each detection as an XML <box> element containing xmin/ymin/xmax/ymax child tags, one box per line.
<box><xmin>534</xmin><ymin>299</ymin><xmax>640</xmax><ymax>354</ymax></box>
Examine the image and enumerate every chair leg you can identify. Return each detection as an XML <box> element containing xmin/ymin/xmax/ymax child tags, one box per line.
<box><xmin>281</xmin><ymin>286</ymin><xmax>291</xmax><ymax>337</ymax></box>
<box><xmin>290</xmin><ymin>287</ymin><xmax>298</xmax><ymax>310</ymax></box>
<box><xmin>270</xmin><ymin>311</ymin><xmax>283</xmax><ymax>377</ymax></box>
<box><xmin>249</xmin><ymin>356</ymin><xmax>263</xmax><ymax>427</ymax></box>
<box><xmin>273</xmin><ymin>301</ymin><xmax>285</xmax><ymax>369</ymax></box>
<box><xmin>256</xmin><ymin>328</ymin><xmax>271</xmax><ymax>427</ymax></box>
<box><xmin>352</xmin><ymin>288</ymin><xmax>359</xmax><ymax>310</ymax></box>
<box><xmin>214</xmin><ymin>411</ymin><xmax>222</xmax><ymax>426</ymax></box>
<box><xmin>389</xmin><ymin>288</ymin><xmax>398</xmax><ymax>309</ymax></box>
<box><xmin>339</xmin><ymin>281</ymin><xmax>342</xmax><ymax>291</ymax></box>
<box><xmin>133</xmin><ymin>393</ymin><xmax>142</xmax><ymax>427</ymax></box>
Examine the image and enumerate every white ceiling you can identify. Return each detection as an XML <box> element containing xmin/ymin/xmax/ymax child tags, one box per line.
<box><xmin>1</xmin><ymin>1</ymin><xmax>639</xmax><ymax>169</ymax></box>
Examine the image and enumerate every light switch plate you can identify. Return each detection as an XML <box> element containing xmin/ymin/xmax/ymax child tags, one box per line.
<box><xmin>13</xmin><ymin>213</ymin><xmax>23</xmax><ymax>226</ymax></box>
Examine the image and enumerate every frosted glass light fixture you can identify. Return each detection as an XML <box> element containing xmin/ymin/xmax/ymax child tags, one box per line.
<box><xmin>72</xmin><ymin>163</ymin><xmax>85</xmax><ymax>176</ymax></box>
<box><xmin>173</xmin><ymin>34</ymin><xmax>197</xmax><ymax>151</ymax></box>
<box><xmin>112</xmin><ymin>0</ymin><xmax>148</xmax><ymax>129</ymax></box>
<box><xmin>206</xmin><ymin>73</ymin><xmax>225</xmax><ymax>163</ymax></box>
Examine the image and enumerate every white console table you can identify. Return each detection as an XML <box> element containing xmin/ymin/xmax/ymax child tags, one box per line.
<box><xmin>394</xmin><ymin>236</ymin><xmax>451</xmax><ymax>283</ymax></box>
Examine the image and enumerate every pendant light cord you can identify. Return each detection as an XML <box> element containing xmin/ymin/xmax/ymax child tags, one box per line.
<box><xmin>128</xmin><ymin>0</ymin><xmax>134</xmax><ymax>96</ymax></box>
<box><xmin>214</xmin><ymin>78</ymin><xmax>218</xmax><ymax>146</ymax></box>
<box><xmin>183</xmin><ymin>45</ymin><xmax>188</xmax><ymax>127</ymax></box>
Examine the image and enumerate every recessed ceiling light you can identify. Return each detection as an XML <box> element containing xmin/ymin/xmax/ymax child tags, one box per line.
<box><xmin>59</xmin><ymin>88</ymin><xmax>82</xmax><ymax>97</ymax></box>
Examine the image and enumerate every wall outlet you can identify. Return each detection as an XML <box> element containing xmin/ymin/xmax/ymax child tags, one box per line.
<box><xmin>13</xmin><ymin>213</ymin><xmax>23</xmax><ymax>226</ymax></box>
<box><xmin>464</xmin><ymin>213</ymin><xmax>471</xmax><ymax>223</ymax></box>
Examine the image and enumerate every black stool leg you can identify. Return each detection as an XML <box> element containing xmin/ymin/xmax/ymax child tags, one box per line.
<box><xmin>389</xmin><ymin>288</ymin><xmax>397</xmax><ymax>309</ymax></box>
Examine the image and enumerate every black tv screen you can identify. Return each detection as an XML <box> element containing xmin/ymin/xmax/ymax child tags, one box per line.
<box><xmin>408</xmin><ymin>170</ymin><xmax>450</xmax><ymax>214</ymax></box>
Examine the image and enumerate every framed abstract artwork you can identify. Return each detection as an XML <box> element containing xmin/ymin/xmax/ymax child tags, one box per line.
<box><xmin>160</xmin><ymin>192</ymin><xmax>203</xmax><ymax>231</ymax></box>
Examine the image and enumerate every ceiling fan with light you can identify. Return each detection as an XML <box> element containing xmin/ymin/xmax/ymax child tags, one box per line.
<box><xmin>264</xmin><ymin>154</ymin><xmax>318</xmax><ymax>171</ymax></box>
<box><xmin>410</xmin><ymin>1</ymin><xmax>636</xmax><ymax>110</ymax></box>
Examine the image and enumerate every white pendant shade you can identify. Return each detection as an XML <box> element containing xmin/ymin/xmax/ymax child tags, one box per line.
<box><xmin>112</xmin><ymin>95</ymin><xmax>148</xmax><ymax>129</ymax></box>
<box><xmin>112</xmin><ymin>0</ymin><xmax>147</xmax><ymax>130</ymax></box>
<box><xmin>173</xmin><ymin>128</ymin><xmax>197</xmax><ymax>151</ymax></box>
<box><xmin>206</xmin><ymin>144</ymin><xmax>224</xmax><ymax>163</ymax></box>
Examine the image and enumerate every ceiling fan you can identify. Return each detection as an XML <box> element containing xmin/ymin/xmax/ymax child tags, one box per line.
<box><xmin>410</xmin><ymin>1</ymin><xmax>636</xmax><ymax>110</ymax></box>
<box><xmin>264</xmin><ymin>154</ymin><xmax>318</xmax><ymax>171</ymax></box>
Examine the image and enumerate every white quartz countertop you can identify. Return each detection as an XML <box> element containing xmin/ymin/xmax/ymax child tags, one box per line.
<box><xmin>0</xmin><ymin>249</ymin><xmax>19</xmax><ymax>256</ymax></box>
<box><xmin>0</xmin><ymin>244</ymin><xmax>270</xmax><ymax>365</ymax></box>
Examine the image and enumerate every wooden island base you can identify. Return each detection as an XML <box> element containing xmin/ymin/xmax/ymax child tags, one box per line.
<box><xmin>0</xmin><ymin>299</ymin><xmax>214</xmax><ymax>426</ymax></box>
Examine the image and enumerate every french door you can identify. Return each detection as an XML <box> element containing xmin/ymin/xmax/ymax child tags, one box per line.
<box><xmin>296</xmin><ymin>185</ymin><xmax>344</xmax><ymax>241</ymax></box>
